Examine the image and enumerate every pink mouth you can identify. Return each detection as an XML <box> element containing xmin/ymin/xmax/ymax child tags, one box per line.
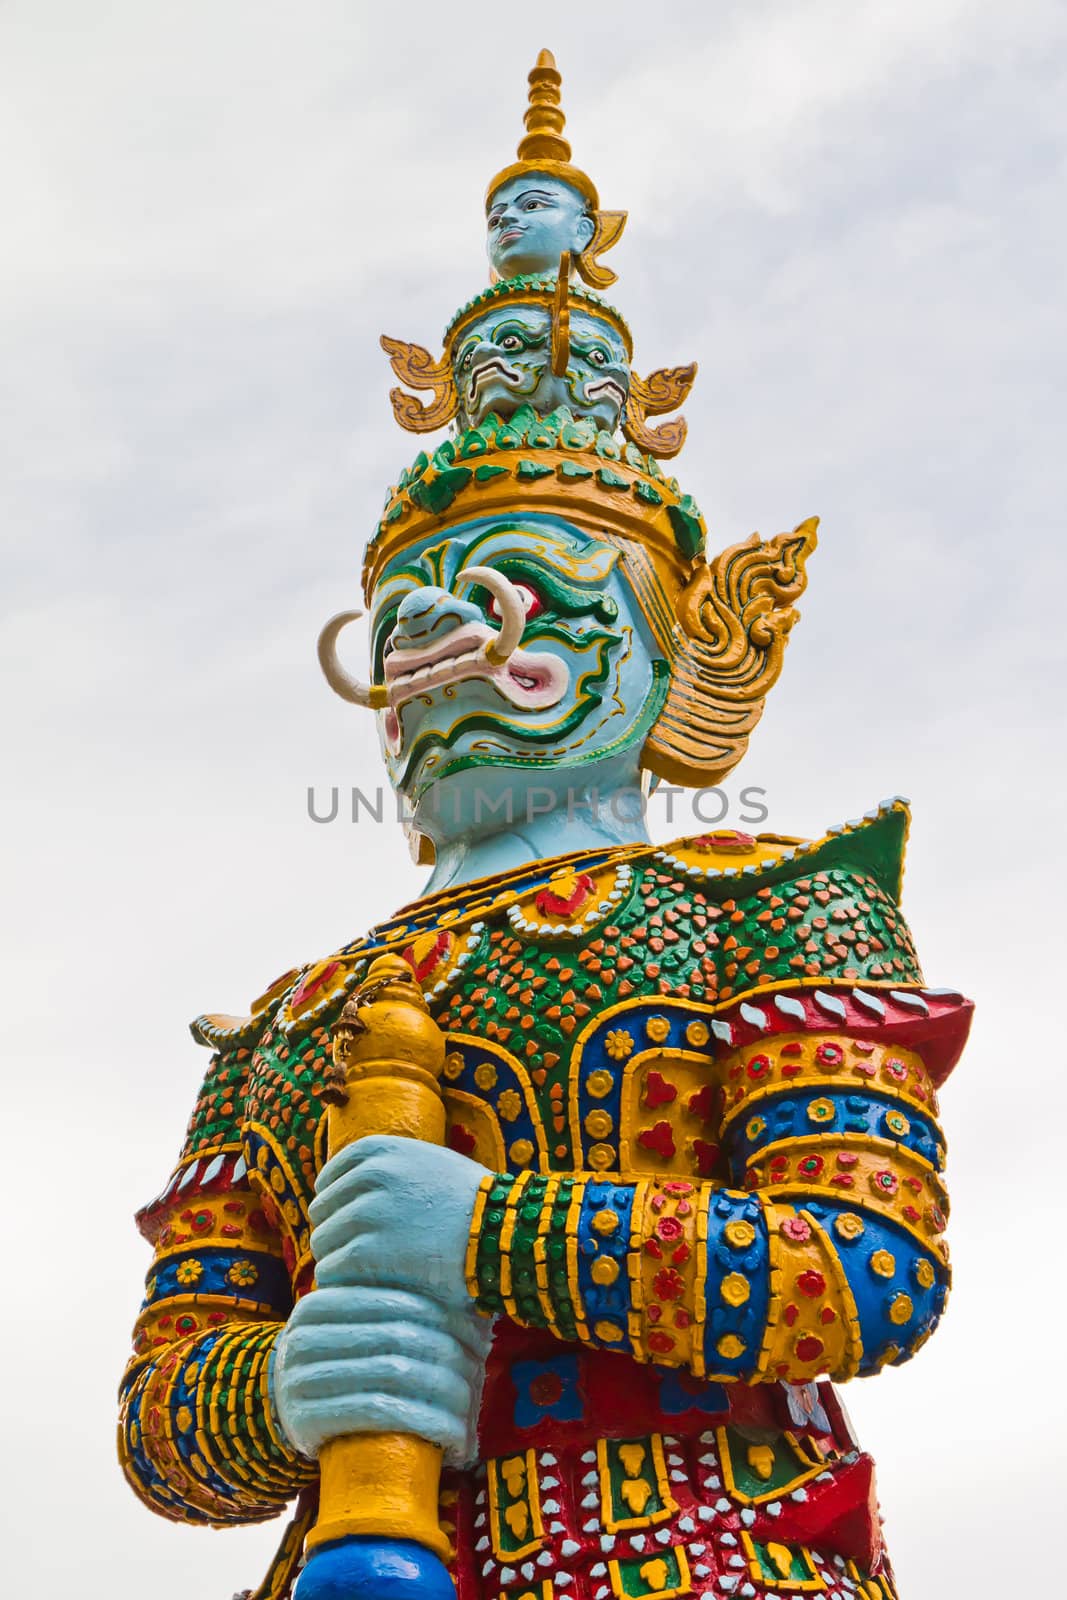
<box><xmin>381</xmin><ymin>621</ymin><xmax>568</xmax><ymax>754</ymax></box>
<box><xmin>497</xmin><ymin>228</ymin><xmax>525</xmax><ymax>246</ymax></box>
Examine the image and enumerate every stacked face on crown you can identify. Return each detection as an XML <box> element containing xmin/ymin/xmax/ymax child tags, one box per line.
<box><xmin>452</xmin><ymin>304</ymin><xmax>630</xmax><ymax>431</ymax></box>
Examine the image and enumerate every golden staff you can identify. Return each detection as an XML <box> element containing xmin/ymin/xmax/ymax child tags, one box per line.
<box><xmin>294</xmin><ymin>953</ymin><xmax>456</xmax><ymax>1600</ymax></box>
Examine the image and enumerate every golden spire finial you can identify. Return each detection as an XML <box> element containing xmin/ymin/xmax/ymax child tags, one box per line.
<box><xmin>486</xmin><ymin>48</ymin><xmax>597</xmax><ymax>209</ymax></box>
<box><xmin>517</xmin><ymin>49</ymin><xmax>572</xmax><ymax>166</ymax></box>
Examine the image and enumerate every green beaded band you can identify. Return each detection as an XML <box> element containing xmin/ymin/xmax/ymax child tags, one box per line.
<box><xmin>193</xmin><ymin>1326</ymin><xmax>308</xmax><ymax>1502</ymax></box>
<box><xmin>470</xmin><ymin>1173</ymin><xmax>587</xmax><ymax>1343</ymax></box>
<box><xmin>470</xmin><ymin>1174</ymin><xmax>515</xmax><ymax>1316</ymax></box>
<box><xmin>539</xmin><ymin>1176</ymin><xmax>583</xmax><ymax>1341</ymax></box>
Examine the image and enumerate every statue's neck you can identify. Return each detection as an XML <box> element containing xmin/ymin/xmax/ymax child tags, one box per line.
<box><xmin>419</xmin><ymin>778</ymin><xmax>650</xmax><ymax>895</ymax></box>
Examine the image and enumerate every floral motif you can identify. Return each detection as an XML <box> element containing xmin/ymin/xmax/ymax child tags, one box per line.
<box><xmin>807</xmin><ymin>1098</ymin><xmax>836</xmax><ymax>1125</ymax></box>
<box><xmin>780</xmin><ymin>1215</ymin><xmax>812</xmax><ymax>1243</ymax></box>
<box><xmin>885</xmin><ymin>1110</ymin><xmax>911</xmax><ymax>1137</ymax></box>
<box><xmin>227</xmin><ymin>1260</ymin><xmax>259</xmax><ymax>1288</ymax></box>
<box><xmin>797</xmin><ymin>1154</ymin><xmax>824</xmax><ymax>1179</ymax></box>
<box><xmin>884</xmin><ymin>1057</ymin><xmax>909</xmax><ymax>1082</ymax></box>
<box><xmin>888</xmin><ymin>1292</ymin><xmax>915</xmax><ymax>1326</ymax></box>
<box><xmin>716</xmin><ymin>1333</ymin><xmax>746</xmax><ymax>1360</ymax></box>
<box><xmin>724</xmin><ymin>1219</ymin><xmax>756</xmax><ymax>1249</ymax></box>
<box><xmin>870</xmin><ymin>1249</ymin><xmax>896</xmax><ymax>1278</ymax></box>
<box><xmin>497</xmin><ymin>1088</ymin><xmax>522</xmax><ymax>1122</ymax></box>
<box><xmin>746</xmin><ymin>1053</ymin><xmax>771</xmax><ymax>1080</ymax></box>
<box><xmin>745</xmin><ymin>1115</ymin><xmax>766</xmax><ymax>1141</ymax></box>
<box><xmin>796</xmin><ymin>1269</ymin><xmax>826</xmax><ymax>1298</ymax></box>
<box><xmin>720</xmin><ymin>1272</ymin><xmax>751</xmax><ymax>1306</ymax></box>
<box><xmin>834</xmin><ymin>1212</ymin><xmax>865</xmax><ymax>1241</ymax></box>
<box><xmin>652</xmin><ymin>1267</ymin><xmax>685</xmax><ymax>1301</ymax></box>
<box><xmin>814</xmin><ymin>1041</ymin><xmax>844</xmax><ymax>1069</ymax></box>
<box><xmin>604</xmin><ymin>1029</ymin><xmax>634</xmax><ymax>1062</ymax></box>
<box><xmin>175</xmin><ymin>1259</ymin><xmax>203</xmax><ymax>1286</ymax></box>
<box><xmin>872</xmin><ymin>1169</ymin><xmax>899</xmax><ymax>1197</ymax></box>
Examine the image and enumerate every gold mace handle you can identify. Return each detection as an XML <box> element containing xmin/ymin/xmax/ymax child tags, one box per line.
<box><xmin>304</xmin><ymin>953</ymin><xmax>452</xmax><ymax>1563</ymax></box>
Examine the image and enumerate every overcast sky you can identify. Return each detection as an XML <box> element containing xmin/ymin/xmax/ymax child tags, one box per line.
<box><xmin>2</xmin><ymin>2</ymin><xmax>1064</xmax><ymax>1596</ymax></box>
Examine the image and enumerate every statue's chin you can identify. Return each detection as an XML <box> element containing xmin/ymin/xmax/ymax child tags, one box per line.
<box><xmin>491</xmin><ymin>241</ymin><xmax>570</xmax><ymax>279</ymax></box>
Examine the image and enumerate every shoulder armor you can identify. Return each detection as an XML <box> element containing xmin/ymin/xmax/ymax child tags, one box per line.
<box><xmin>190</xmin><ymin>965</ymin><xmax>303</xmax><ymax>1049</ymax></box>
<box><xmin>657</xmin><ymin>796</ymin><xmax>911</xmax><ymax>904</ymax></box>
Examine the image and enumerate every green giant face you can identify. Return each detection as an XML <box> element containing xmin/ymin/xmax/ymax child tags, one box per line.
<box><xmin>369</xmin><ymin>515</ymin><xmax>668</xmax><ymax>842</ymax></box>
<box><xmin>452</xmin><ymin>305</ymin><xmax>630</xmax><ymax>431</ymax></box>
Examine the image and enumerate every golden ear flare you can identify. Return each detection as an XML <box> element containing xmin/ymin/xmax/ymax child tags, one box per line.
<box><xmin>641</xmin><ymin>517</ymin><xmax>819</xmax><ymax>789</ymax></box>
<box><xmin>380</xmin><ymin>335</ymin><xmax>458</xmax><ymax>433</ymax></box>
<box><xmin>575</xmin><ymin>209</ymin><xmax>628</xmax><ymax>290</ymax></box>
<box><xmin>623</xmin><ymin>363</ymin><xmax>698</xmax><ymax>460</ymax></box>
<box><xmin>551</xmin><ymin>254</ymin><xmax>572</xmax><ymax>376</ymax></box>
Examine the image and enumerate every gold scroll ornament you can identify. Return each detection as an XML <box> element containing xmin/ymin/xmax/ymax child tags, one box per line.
<box><xmin>623</xmin><ymin>364</ymin><xmax>698</xmax><ymax>460</ymax></box>
<box><xmin>304</xmin><ymin>954</ymin><xmax>452</xmax><ymax>1563</ymax></box>
<box><xmin>380</xmin><ymin>335</ymin><xmax>459</xmax><ymax>433</ymax></box>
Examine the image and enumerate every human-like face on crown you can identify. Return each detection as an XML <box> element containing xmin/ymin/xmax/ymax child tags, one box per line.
<box><xmin>368</xmin><ymin>515</ymin><xmax>666</xmax><ymax>842</ymax></box>
<box><xmin>486</xmin><ymin>174</ymin><xmax>595</xmax><ymax>280</ymax></box>
<box><xmin>453</xmin><ymin>305</ymin><xmax>629</xmax><ymax>431</ymax></box>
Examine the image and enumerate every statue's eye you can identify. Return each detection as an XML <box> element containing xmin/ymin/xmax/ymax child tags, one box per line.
<box><xmin>589</xmin><ymin>348</ymin><xmax>607</xmax><ymax>366</ymax></box>
<box><xmin>488</xmin><ymin>581</ymin><xmax>543</xmax><ymax>622</ymax></box>
<box><xmin>522</xmin><ymin>198</ymin><xmax>548</xmax><ymax>211</ymax></box>
<box><xmin>500</xmin><ymin>334</ymin><xmax>522</xmax><ymax>351</ymax></box>
<box><xmin>460</xmin><ymin>350</ymin><xmax>474</xmax><ymax>371</ymax></box>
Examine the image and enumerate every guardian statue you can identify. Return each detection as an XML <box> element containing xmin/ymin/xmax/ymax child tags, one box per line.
<box><xmin>119</xmin><ymin>51</ymin><xmax>969</xmax><ymax>1600</ymax></box>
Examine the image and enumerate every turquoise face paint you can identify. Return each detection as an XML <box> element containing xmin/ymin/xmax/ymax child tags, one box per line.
<box><xmin>370</xmin><ymin>513</ymin><xmax>667</xmax><ymax>876</ymax></box>
<box><xmin>486</xmin><ymin>173</ymin><xmax>595</xmax><ymax>279</ymax></box>
<box><xmin>452</xmin><ymin>304</ymin><xmax>630</xmax><ymax>431</ymax></box>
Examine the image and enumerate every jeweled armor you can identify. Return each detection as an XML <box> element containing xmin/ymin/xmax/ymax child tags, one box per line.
<box><xmin>121</xmin><ymin>809</ymin><xmax>968</xmax><ymax>1597</ymax></box>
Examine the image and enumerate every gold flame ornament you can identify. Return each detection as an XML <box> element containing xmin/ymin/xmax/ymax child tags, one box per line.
<box><xmin>380</xmin><ymin>335</ymin><xmax>458</xmax><ymax>433</ymax></box>
<box><xmin>623</xmin><ymin>363</ymin><xmax>699</xmax><ymax>459</ymax></box>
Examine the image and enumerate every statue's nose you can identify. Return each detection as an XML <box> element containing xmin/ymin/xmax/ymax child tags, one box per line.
<box><xmin>392</xmin><ymin>585</ymin><xmax>483</xmax><ymax>649</ymax></box>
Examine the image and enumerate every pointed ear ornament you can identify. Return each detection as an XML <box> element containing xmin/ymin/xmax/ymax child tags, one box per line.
<box><xmin>623</xmin><ymin>363</ymin><xmax>698</xmax><ymax>460</ymax></box>
<box><xmin>379</xmin><ymin>335</ymin><xmax>458</xmax><ymax>433</ymax></box>
<box><xmin>641</xmin><ymin>517</ymin><xmax>819</xmax><ymax>788</ymax></box>
<box><xmin>575</xmin><ymin>209</ymin><xmax>628</xmax><ymax>290</ymax></box>
<box><xmin>551</xmin><ymin>255</ymin><xmax>572</xmax><ymax>376</ymax></box>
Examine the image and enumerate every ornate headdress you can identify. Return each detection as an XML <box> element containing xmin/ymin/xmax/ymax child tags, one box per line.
<box><xmin>361</xmin><ymin>407</ymin><xmax>816</xmax><ymax>788</ymax></box>
<box><xmin>486</xmin><ymin>48</ymin><xmax>627</xmax><ymax>292</ymax></box>
<box><xmin>340</xmin><ymin>50</ymin><xmax>818</xmax><ymax>791</ymax></box>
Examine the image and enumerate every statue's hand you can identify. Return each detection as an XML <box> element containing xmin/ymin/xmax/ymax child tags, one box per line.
<box><xmin>271</xmin><ymin>1135</ymin><xmax>493</xmax><ymax>1465</ymax></box>
<box><xmin>272</xmin><ymin>1283</ymin><xmax>489</xmax><ymax>1464</ymax></box>
<box><xmin>310</xmin><ymin>1133</ymin><xmax>490</xmax><ymax>1310</ymax></box>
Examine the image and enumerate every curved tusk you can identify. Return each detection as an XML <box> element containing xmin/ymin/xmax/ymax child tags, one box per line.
<box><xmin>456</xmin><ymin>566</ymin><xmax>526</xmax><ymax>666</ymax></box>
<box><xmin>317</xmin><ymin>611</ymin><xmax>388</xmax><ymax>709</ymax></box>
